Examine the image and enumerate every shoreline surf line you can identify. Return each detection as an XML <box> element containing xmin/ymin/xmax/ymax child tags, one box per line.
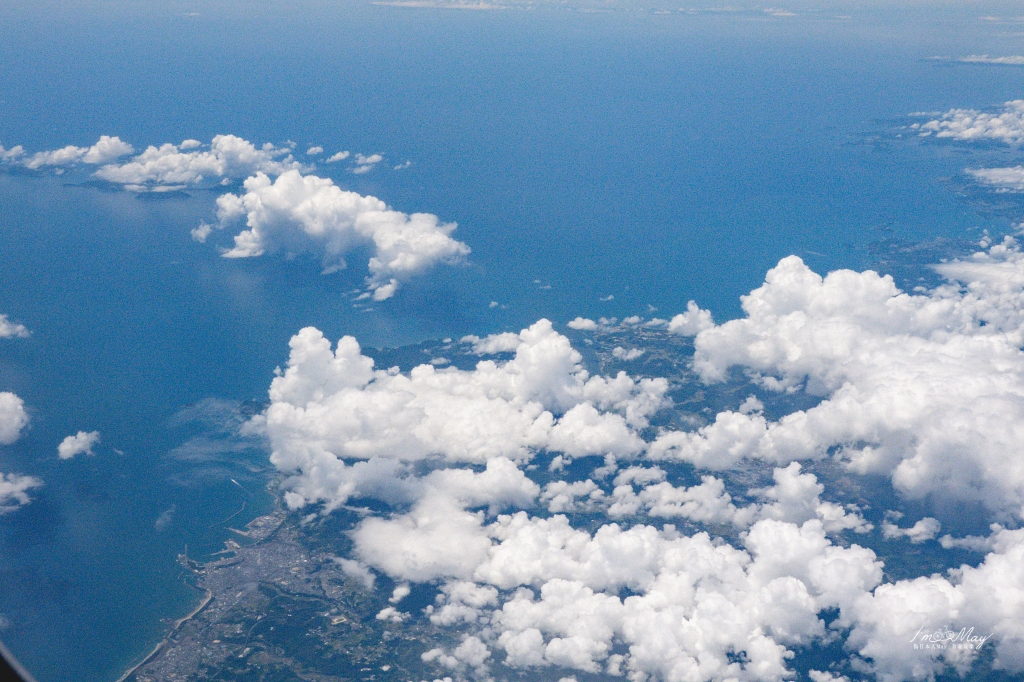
<box><xmin>114</xmin><ymin>586</ymin><xmax>213</xmax><ymax>682</ymax></box>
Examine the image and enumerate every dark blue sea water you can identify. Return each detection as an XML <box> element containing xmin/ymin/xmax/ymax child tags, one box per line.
<box><xmin>1</xmin><ymin>1</ymin><xmax>1023</xmax><ymax>679</ymax></box>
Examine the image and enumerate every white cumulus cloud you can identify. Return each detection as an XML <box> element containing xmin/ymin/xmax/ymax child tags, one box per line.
<box><xmin>912</xmin><ymin>100</ymin><xmax>1024</xmax><ymax>144</ymax></box>
<box><xmin>21</xmin><ymin>135</ymin><xmax>134</xmax><ymax>169</ymax></box>
<box><xmin>57</xmin><ymin>430</ymin><xmax>100</xmax><ymax>459</ymax></box>
<box><xmin>460</xmin><ymin>332</ymin><xmax>522</xmax><ymax>355</ymax></box>
<box><xmin>611</xmin><ymin>346</ymin><xmax>644</xmax><ymax>361</ymax></box>
<box><xmin>94</xmin><ymin>135</ymin><xmax>301</xmax><ymax>189</ymax></box>
<box><xmin>3</xmin><ymin>134</ymin><xmax>308</xmax><ymax>191</ymax></box>
<box><xmin>881</xmin><ymin>514</ymin><xmax>941</xmax><ymax>543</ymax></box>
<box><xmin>245</xmin><ymin>239</ymin><xmax>1024</xmax><ymax>681</ymax></box>
<box><xmin>967</xmin><ymin>165</ymin><xmax>1024</xmax><ymax>191</ymax></box>
<box><xmin>0</xmin><ymin>314</ymin><xmax>30</xmax><ymax>339</ymax></box>
<box><xmin>248</xmin><ymin>319</ymin><xmax>667</xmax><ymax>512</ymax></box>
<box><xmin>566</xmin><ymin>317</ymin><xmax>597</xmax><ymax>331</ymax></box>
<box><xmin>210</xmin><ymin>169</ymin><xmax>470</xmax><ymax>299</ymax></box>
<box><xmin>0</xmin><ymin>473</ymin><xmax>43</xmax><ymax>513</ymax></box>
<box><xmin>0</xmin><ymin>392</ymin><xmax>29</xmax><ymax>446</ymax></box>
<box><xmin>654</xmin><ymin>238</ymin><xmax>1024</xmax><ymax>518</ymax></box>
<box><xmin>352</xmin><ymin>153</ymin><xmax>383</xmax><ymax>174</ymax></box>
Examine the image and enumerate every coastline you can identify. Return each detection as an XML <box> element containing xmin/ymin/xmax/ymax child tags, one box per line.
<box><xmin>114</xmin><ymin>481</ymin><xmax>284</xmax><ymax>682</ymax></box>
<box><xmin>114</xmin><ymin>585</ymin><xmax>213</xmax><ymax>682</ymax></box>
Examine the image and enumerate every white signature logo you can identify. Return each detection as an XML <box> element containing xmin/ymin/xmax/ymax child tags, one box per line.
<box><xmin>910</xmin><ymin>626</ymin><xmax>991</xmax><ymax>651</ymax></box>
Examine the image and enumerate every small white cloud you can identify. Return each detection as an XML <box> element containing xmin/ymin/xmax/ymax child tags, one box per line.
<box><xmin>566</xmin><ymin>317</ymin><xmax>597</xmax><ymax>331</ymax></box>
<box><xmin>882</xmin><ymin>516</ymin><xmax>941</xmax><ymax>543</ymax></box>
<box><xmin>461</xmin><ymin>332</ymin><xmax>520</xmax><ymax>355</ymax></box>
<box><xmin>939</xmin><ymin>531</ymin><xmax>996</xmax><ymax>552</ymax></box>
<box><xmin>600</xmin><ymin>294</ymin><xmax>614</xmax><ymax>301</ymax></box>
<box><xmin>0</xmin><ymin>473</ymin><xmax>43</xmax><ymax>513</ymax></box>
<box><xmin>489</xmin><ymin>301</ymin><xmax>500</xmax><ymax>309</ymax></box>
<box><xmin>334</xmin><ymin>557</ymin><xmax>377</xmax><ymax>589</ymax></box>
<box><xmin>352</xmin><ymin>153</ymin><xmax>383</xmax><ymax>174</ymax></box>
<box><xmin>0</xmin><ymin>393</ymin><xmax>29</xmax><ymax>446</ymax></box>
<box><xmin>611</xmin><ymin>346</ymin><xmax>644</xmax><ymax>361</ymax></box>
<box><xmin>0</xmin><ymin>315</ymin><xmax>30</xmax><ymax>339</ymax></box>
<box><xmin>667</xmin><ymin>300</ymin><xmax>714</xmax><ymax>336</ymax></box>
<box><xmin>190</xmin><ymin>223</ymin><xmax>213</xmax><ymax>243</ymax></box>
<box><xmin>390</xmin><ymin>583</ymin><xmax>411</xmax><ymax>603</ymax></box>
<box><xmin>375</xmin><ymin>606</ymin><xmax>409</xmax><ymax>622</ymax></box>
<box><xmin>738</xmin><ymin>395</ymin><xmax>763</xmax><ymax>414</ymax></box>
<box><xmin>809</xmin><ymin>672</ymin><xmax>849</xmax><ymax>682</ymax></box>
<box><xmin>306</xmin><ymin>146</ymin><xmax>324</xmax><ymax>155</ymax></box>
<box><xmin>58</xmin><ymin>430</ymin><xmax>100</xmax><ymax>459</ymax></box>
<box><xmin>326</xmin><ymin>150</ymin><xmax>350</xmax><ymax>163</ymax></box>
<box><xmin>22</xmin><ymin>135</ymin><xmax>134</xmax><ymax>169</ymax></box>
<box><xmin>394</xmin><ymin>160</ymin><xmax>412</xmax><ymax>170</ymax></box>
<box><xmin>0</xmin><ymin>144</ymin><xmax>25</xmax><ymax>161</ymax></box>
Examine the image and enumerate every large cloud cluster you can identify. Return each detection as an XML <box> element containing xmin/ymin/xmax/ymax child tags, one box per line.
<box><xmin>209</xmin><ymin>170</ymin><xmax>471</xmax><ymax>299</ymax></box>
<box><xmin>246</xmin><ymin>239</ymin><xmax>1024</xmax><ymax>681</ymax></box>
<box><xmin>656</xmin><ymin>238</ymin><xmax>1024</xmax><ymax>518</ymax></box>
<box><xmin>912</xmin><ymin>100</ymin><xmax>1024</xmax><ymax>144</ymax></box>
<box><xmin>250</xmin><ymin>318</ymin><xmax>667</xmax><ymax>510</ymax></box>
<box><xmin>239</xmin><ymin>236</ymin><xmax>1024</xmax><ymax>675</ymax></box>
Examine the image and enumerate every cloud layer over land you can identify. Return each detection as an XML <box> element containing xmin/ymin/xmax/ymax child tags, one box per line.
<box><xmin>658</xmin><ymin>239</ymin><xmax>1024</xmax><ymax>517</ymax></box>
<box><xmin>245</xmin><ymin>238</ymin><xmax>1024</xmax><ymax>681</ymax></box>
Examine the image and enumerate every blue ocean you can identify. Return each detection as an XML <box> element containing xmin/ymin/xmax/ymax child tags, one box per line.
<box><xmin>0</xmin><ymin>1</ymin><xmax>1022</xmax><ymax>679</ymax></box>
